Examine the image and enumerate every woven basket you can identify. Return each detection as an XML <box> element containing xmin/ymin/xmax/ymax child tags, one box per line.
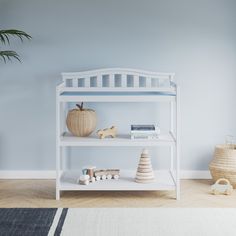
<box><xmin>209</xmin><ymin>144</ymin><xmax>236</xmax><ymax>188</ymax></box>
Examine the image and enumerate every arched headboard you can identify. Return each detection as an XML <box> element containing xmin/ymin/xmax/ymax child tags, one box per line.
<box><xmin>61</xmin><ymin>68</ymin><xmax>175</xmax><ymax>92</ymax></box>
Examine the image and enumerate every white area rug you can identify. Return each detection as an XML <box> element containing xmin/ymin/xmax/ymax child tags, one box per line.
<box><xmin>52</xmin><ymin>208</ymin><xmax>236</xmax><ymax>236</ymax></box>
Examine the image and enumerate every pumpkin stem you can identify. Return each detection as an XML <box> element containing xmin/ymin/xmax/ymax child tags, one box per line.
<box><xmin>76</xmin><ymin>102</ymin><xmax>84</xmax><ymax>111</ymax></box>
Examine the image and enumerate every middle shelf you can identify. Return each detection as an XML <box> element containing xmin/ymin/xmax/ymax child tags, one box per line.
<box><xmin>60</xmin><ymin>132</ymin><xmax>176</xmax><ymax>147</ymax></box>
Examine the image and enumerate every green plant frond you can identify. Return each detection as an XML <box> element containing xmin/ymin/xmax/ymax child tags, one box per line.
<box><xmin>0</xmin><ymin>33</ymin><xmax>10</xmax><ymax>44</ymax></box>
<box><xmin>0</xmin><ymin>29</ymin><xmax>32</xmax><ymax>44</ymax></box>
<box><xmin>0</xmin><ymin>50</ymin><xmax>21</xmax><ymax>63</ymax></box>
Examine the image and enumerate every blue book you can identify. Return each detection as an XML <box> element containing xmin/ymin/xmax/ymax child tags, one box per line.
<box><xmin>131</xmin><ymin>125</ymin><xmax>156</xmax><ymax>131</ymax></box>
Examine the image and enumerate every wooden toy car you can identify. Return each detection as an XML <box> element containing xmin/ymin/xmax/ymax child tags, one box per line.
<box><xmin>211</xmin><ymin>178</ymin><xmax>233</xmax><ymax>195</ymax></box>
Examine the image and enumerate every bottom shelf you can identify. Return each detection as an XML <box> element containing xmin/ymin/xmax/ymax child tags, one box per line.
<box><xmin>59</xmin><ymin>170</ymin><xmax>176</xmax><ymax>191</ymax></box>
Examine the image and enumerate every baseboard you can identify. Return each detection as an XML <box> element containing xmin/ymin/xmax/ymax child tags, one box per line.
<box><xmin>0</xmin><ymin>170</ymin><xmax>211</xmax><ymax>180</ymax></box>
<box><xmin>180</xmin><ymin>170</ymin><xmax>211</xmax><ymax>179</ymax></box>
<box><xmin>0</xmin><ymin>171</ymin><xmax>56</xmax><ymax>179</ymax></box>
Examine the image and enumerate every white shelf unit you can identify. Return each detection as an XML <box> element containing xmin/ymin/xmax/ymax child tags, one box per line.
<box><xmin>56</xmin><ymin>68</ymin><xmax>180</xmax><ymax>200</ymax></box>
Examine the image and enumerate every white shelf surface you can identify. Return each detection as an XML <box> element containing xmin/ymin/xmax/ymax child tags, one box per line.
<box><xmin>58</xmin><ymin>91</ymin><xmax>176</xmax><ymax>102</ymax></box>
<box><xmin>59</xmin><ymin>95</ymin><xmax>175</xmax><ymax>102</ymax></box>
<box><xmin>60</xmin><ymin>132</ymin><xmax>176</xmax><ymax>147</ymax></box>
<box><xmin>60</xmin><ymin>87</ymin><xmax>176</xmax><ymax>93</ymax></box>
<box><xmin>59</xmin><ymin>170</ymin><xmax>176</xmax><ymax>191</ymax></box>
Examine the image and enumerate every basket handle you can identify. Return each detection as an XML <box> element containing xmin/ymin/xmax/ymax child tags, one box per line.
<box><xmin>215</xmin><ymin>178</ymin><xmax>231</xmax><ymax>185</ymax></box>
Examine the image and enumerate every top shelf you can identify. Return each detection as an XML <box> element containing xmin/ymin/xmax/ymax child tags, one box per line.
<box><xmin>58</xmin><ymin>90</ymin><xmax>176</xmax><ymax>102</ymax></box>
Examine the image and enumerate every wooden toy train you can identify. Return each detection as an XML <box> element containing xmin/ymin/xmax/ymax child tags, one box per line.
<box><xmin>78</xmin><ymin>167</ymin><xmax>120</xmax><ymax>185</ymax></box>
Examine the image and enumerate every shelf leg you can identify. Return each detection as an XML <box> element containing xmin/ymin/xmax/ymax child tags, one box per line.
<box><xmin>56</xmin><ymin>144</ymin><xmax>61</xmax><ymax>200</ymax></box>
<box><xmin>170</xmin><ymin>100</ymin><xmax>174</xmax><ymax>173</ymax></box>
<box><xmin>62</xmin><ymin>102</ymin><xmax>69</xmax><ymax>170</ymax></box>
<box><xmin>175</xmin><ymin>85</ymin><xmax>180</xmax><ymax>200</ymax></box>
<box><xmin>56</xmin><ymin>88</ymin><xmax>61</xmax><ymax>200</ymax></box>
<box><xmin>170</xmin><ymin>146</ymin><xmax>174</xmax><ymax>171</ymax></box>
<box><xmin>56</xmin><ymin>188</ymin><xmax>60</xmax><ymax>201</ymax></box>
<box><xmin>62</xmin><ymin>146</ymin><xmax>69</xmax><ymax>170</ymax></box>
<box><xmin>170</xmin><ymin>101</ymin><xmax>174</xmax><ymax>133</ymax></box>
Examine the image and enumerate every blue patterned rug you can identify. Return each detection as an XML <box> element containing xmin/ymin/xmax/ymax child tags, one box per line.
<box><xmin>0</xmin><ymin>208</ymin><xmax>67</xmax><ymax>236</ymax></box>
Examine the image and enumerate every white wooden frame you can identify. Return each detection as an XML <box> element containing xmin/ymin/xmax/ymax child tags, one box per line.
<box><xmin>56</xmin><ymin>68</ymin><xmax>180</xmax><ymax>200</ymax></box>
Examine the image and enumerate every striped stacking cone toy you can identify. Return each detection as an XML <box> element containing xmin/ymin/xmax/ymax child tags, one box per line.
<box><xmin>135</xmin><ymin>148</ymin><xmax>155</xmax><ymax>183</ymax></box>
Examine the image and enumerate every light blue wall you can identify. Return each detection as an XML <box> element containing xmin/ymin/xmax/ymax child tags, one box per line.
<box><xmin>0</xmin><ymin>0</ymin><xmax>236</xmax><ymax>170</ymax></box>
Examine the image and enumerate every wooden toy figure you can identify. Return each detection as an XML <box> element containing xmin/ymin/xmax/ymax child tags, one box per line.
<box><xmin>78</xmin><ymin>175</ymin><xmax>90</xmax><ymax>185</ymax></box>
<box><xmin>97</xmin><ymin>126</ymin><xmax>117</xmax><ymax>139</ymax></box>
<box><xmin>135</xmin><ymin>148</ymin><xmax>155</xmax><ymax>183</ymax></box>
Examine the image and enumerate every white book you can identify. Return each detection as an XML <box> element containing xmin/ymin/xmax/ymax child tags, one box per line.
<box><xmin>131</xmin><ymin>133</ymin><xmax>159</xmax><ymax>140</ymax></box>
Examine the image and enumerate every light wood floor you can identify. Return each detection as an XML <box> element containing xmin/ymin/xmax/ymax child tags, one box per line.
<box><xmin>0</xmin><ymin>179</ymin><xmax>235</xmax><ymax>208</ymax></box>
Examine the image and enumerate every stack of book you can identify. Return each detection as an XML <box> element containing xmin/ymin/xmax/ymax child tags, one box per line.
<box><xmin>130</xmin><ymin>125</ymin><xmax>160</xmax><ymax>140</ymax></box>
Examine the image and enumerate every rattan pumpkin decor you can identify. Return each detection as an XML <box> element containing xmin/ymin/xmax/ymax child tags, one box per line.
<box><xmin>66</xmin><ymin>102</ymin><xmax>97</xmax><ymax>137</ymax></box>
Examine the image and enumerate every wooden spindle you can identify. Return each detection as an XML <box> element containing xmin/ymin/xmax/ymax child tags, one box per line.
<box><xmin>110</xmin><ymin>74</ymin><xmax>115</xmax><ymax>87</ymax></box>
<box><xmin>72</xmin><ymin>79</ymin><xmax>78</xmax><ymax>87</ymax></box>
<box><xmin>121</xmin><ymin>74</ymin><xmax>126</xmax><ymax>88</ymax></box>
<box><xmin>84</xmin><ymin>76</ymin><xmax>90</xmax><ymax>88</ymax></box>
<box><xmin>146</xmin><ymin>77</ymin><xmax>152</xmax><ymax>87</ymax></box>
<box><xmin>97</xmin><ymin>74</ymin><xmax>102</xmax><ymax>87</ymax></box>
<box><xmin>133</xmin><ymin>75</ymin><xmax>139</xmax><ymax>87</ymax></box>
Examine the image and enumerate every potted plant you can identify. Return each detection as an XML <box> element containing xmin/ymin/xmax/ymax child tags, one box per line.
<box><xmin>0</xmin><ymin>29</ymin><xmax>31</xmax><ymax>63</ymax></box>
